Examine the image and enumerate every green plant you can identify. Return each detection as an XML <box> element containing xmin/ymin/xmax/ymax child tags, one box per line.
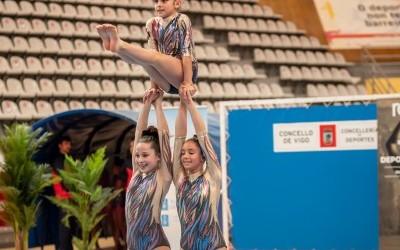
<box><xmin>0</xmin><ymin>123</ymin><xmax>53</xmax><ymax>250</ymax></box>
<box><xmin>47</xmin><ymin>147</ymin><xmax>122</xmax><ymax>250</ymax></box>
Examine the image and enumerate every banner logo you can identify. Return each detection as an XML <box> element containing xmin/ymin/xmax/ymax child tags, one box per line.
<box><xmin>320</xmin><ymin>125</ymin><xmax>336</xmax><ymax>147</ymax></box>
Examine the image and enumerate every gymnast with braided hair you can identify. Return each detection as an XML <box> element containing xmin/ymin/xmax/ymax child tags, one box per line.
<box><xmin>172</xmin><ymin>87</ymin><xmax>227</xmax><ymax>250</ymax></box>
<box><xmin>125</xmin><ymin>89</ymin><xmax>172</xmax><ymax>250</ymax></box>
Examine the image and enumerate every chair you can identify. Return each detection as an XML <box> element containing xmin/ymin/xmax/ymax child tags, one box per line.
<box><xmin>208</xmin><ymin>63</ymin><xmax>222</xmax><ymax>78</ymax></box>
<box><xmin>306</xmin><ymin>51</ymin><xmax>317</xmax><ymax>64</ymax></box>
<box><xmin>357</xmin><ymin>84</ymin><xmax>368</xmax><ymax>95</ymax></box>
<box><xmin>59</xmin><ymin>38</ymin><xmax>75</xmax><ymax>55</ymax></box>
<box><xmin>271</xmin><ymin>82</ymin><xmax>288</xmax><ymax>98</ymax></box>
<box><xmin>115</xmin><ymin>100</ymin><xmax>131</xmax><ymax>110</ymax></box>
<box><xmin>317</xmin><ymin>83</ymin><xmax>329</xmax><ymax>97</ymax></box>
<box><xmin>69</xmin><ymin>100</ymin><xmax>85</xmax><ymax>110</ymax></box>
<box><xmin>48</xmin><ymin>3</ymin><xmax>63</xmax><ymax>17</ymax></box>
<box><xmin>290</xmin><ymin>35</ymin><xmax>302</xmax><ymax>48</ymax></box>
<box><xmin>249</xmin><ymin>33</ymin><xmax>262</xmax><ymax>47</ymax></box>
<box><xmin>25</xmin><ymin>56</ymin><xmax>43</xmax><ymax>74</ymax></box>
<box><xmin>256</xmin><ymin>19</ymin><xmax>268</xmax><ymax>31</ymax></box>
<box><xmin>254</xmin><ymin>48</ymin><xmax>266</xmax><ymax>62</ymax></box>
<box><xmin>100</xmin><ymin>101</ymin><xmax>116</xmax><ymax>111</ymax></box>
<box><xmin>18</xmin><ymin>100</ymin><xmax>37</xmax><ymax>120</ymax></box>
<box><xmin>10</xmin><ymin>56</ymin><xmax>27</xmax><ymax>74</ymax></box>
<box><xmin>87</xmin><ymin>58</ymin><xmax>103</xmax><ymax>76</ymax></box>
<box><xmin>40</xmin><ymin>57</ymin><xmax>58</xmax><ymax>74</ymax></box>
<box><xmin>30</xmin><ymin>18</ymin><xmax>47</xmax><ymax>35</ymax></box>
<box><xmin>129</xmin><ymin>9</ymin><xmax>143</xmax><ymax>23</ymax></box>
<box><xmin>86</xmin><ymin>79</ymin><xmax>103</xmax><ymax>97</ymax></box>
<box><xmin>210</xmin><ymin>82</ymin><xmax>224</xmax><ymax>98</ymax></box>
<box><xmin>226</xmin><ymin>17</ymin><xmax>237</xmax><ymax>31</ymax></box>
<box><xmin>0</xmin><ymin>56</ymin><xmax>11</xmax><ymax>74</ymax></box>
<box><xmin>246</xmin><ymin>18</ymin><xmax>258</xmax><ymax>32</ymax></box>
<box><xmin>300</xmin><ymin>36</ymin><xmax>311</xmax><ymax>48</ymax></box>
<box><xmin>219</xmin><ymin>63</ymin><xmax>234</xmax><ymax>79</ymax></box>
<box><xmin>247</xmin><ymin>82</ymin><xmax>261</xmax><ymax>98</ymax></box>
<box><xmin>222</xmin><ymin>2</ymin><xmax>233</xmax><ymax>14</ymax></box>
<box><xmin>211</xmin><ymin>1</ymin><xmax>223</xmax><ymax>14</ymax></box>
<box><xmin>85</xmin><ymin>100</ymin><xmax>101</xmax><ymax>110</ymax></box>
<box><xmin>70</xmin><ymin>79</ymin><xmax>88</xmax><ymax>97</ymax></box>
<box><xmin>88</xmin><ymin>40</ymin><xmax>104</xmax><ymax>56</ymax></box>
<box><xmin>285</xmin><ymin>50</ymin><xmax>297</xmax><ymax>63</ymax></box>
<box><xmin>53</xmin><ymin>100</ymin><xmax>70</xmax><ymax>113</ymax></box>
<box><xmin>0</xmin><ymin>79</ymin><xmax>7</xmax><ymax>98</ymax></box>
<box><xmin>347</xmin><ymin>84</ymin><xmax>358</xmax><ymax>95</ymax></box>
<box><xmin>76</xmin><ymin>4</ymin><xmax>91</xmax><ymax>20</ymax></box>
<box><xmin>38</xmin><ymin>79</ymin><xmax>57</xmax><ymax>97</ymax></box>
<box><xmin>276</xmin><ymin>20</ymin><xmax>287</xmax><ymax>32</ymax></box>
<box><xmin>195</xmin><ymin>45</ymin><xmax>206</xmax><ymax>61</ymax></box>
<box><xmin>5</xmin><ymin>78</ymin><xmax>23</xmax><ymax>98</ymax></box>
<box><xmin>101</xmin><ymin>79</ymin><xmax>117</xmax><ymax>97</ymax></box>
<box><xmin>60</xmin><ymin>20</ymin><xmax>75</xmax><ymax>37</ymax></box>
<box><xmin>130</xmin><ymin>101</ymin><xmax>142</xmax><ymax>111</ymax></box>
<box><xmin>55</xmin><ymin>79</ymin><xmax>72</xmax><ymax>97</ymax></box>
<box><xmin>243</xmin><ymin>64</ymin><xmax>266</xmax><ymax>79</ymax></box>
<box><xmin>46</xmin><ymin>20</ymin><xmax>62</xmax><ymax>36</ymax></box>
<box><xmin>295</xmin><ymin>50</ymin><xmax>307</xmax><ymax>64</ymax></box>
<box><xmin>102</xmin><ymin>59</ymin><xmax>118</xmax><ymax>76</ymax></box>
<box><xmin>72</xmin><ymin>58</ymin><xmax>88</xmax><ymax>75</ymax></box>
<box><xmin>204</xmin><ymin>45</ymin><xmax>219</xmax><ymax>61</ymax></box>
<box><xmin>74</xmin><ymin>39</ymin><xmax>88</xmax><ymax>56</ymax></box>
<box><xmin>327</xmin><ymin>84</ymin><xmax>340</xmax><ymax>96</ymax></box>
<box><xmin>2</xmin><ymin>100</ymin><xmax>20</xmax><ymax>120</ymax></box>
<box><xmin>13</xmin><ymin>36</ymin><xmax>29</xmax><ymax>52</ymax></box>
<box><xmin>4</xmin><ymin>0</ymin><xmax>20</xmax><ymax>15</ymax></box>
<box><xmin>75</xmin><ymin>21</ymin><xmax>90</xmax><ymax>36</ymax></box>
<box><xmin>113</xmin><ymin>59</ymin><xmax>130</xmax><ymax>77</ymax></box>
<box><xmin>258</xmin><ymin>83</ymin><xmax>273</xmax><ymax>98</ymax></box>
<box><xmin>275</xmin><ymin>49</ymin><xmax>286</xmax><ymax>63</ymax></box>
<box><xmin>16</xmin><ymin>18</ymin><xmax>31</xmax><ymax>34</ymax></box>
<box><xmin>232</xmin><ymin>3</ymin><xmax>244</xmax><ymax>15</ymax></box>
<box><xmin>197</xmin><ymin>81</ymin><xmax>213</xmax><ymax>99</ymax></box>
<box><xmin>103</xmin><ymin>7</ymin><xmax>117</xmax><ymax>21</ymax></box>
<box><xmin>310</xmin><ymin>67</ymin><xmax>323</xmax><ymax>81</ymax></box>
<box><xmin>236</xmin><ymin>17</ymin><xmax>247</xmax><ymax>30</ymax></box>
<box><xmin>227</xmin><ymin>31</ymin><xmax>240</xmax><ymax>45</ymax></box>
<box><xmin>34</xmin><ymin>2</ymin><xmax>49</xmax><ymax>17</ymax></box>
<box><xmin>234</xmin><ymin>82</ymin><xmax>249</xmax><ymax>99</ymax></box>
<box><xmin>35</xmin><ymin>100</ymin><xmax>54</xmax><ymax>119</ymax></box>
<box><xmin>56</xmin><ymin>57</ymin><xmax>73</xmax><ymax>75</ymax></box>
<box><xmin>116</xmin><ymin>80</ymin><xmax>132</xmax><ymax>98</ymax></box>
<box><xmin>0</xmin><ymin>17</ymin><xmax>16</xmax><ymax>33</ymax></box>
<box><xmin>280</xmin><ymin>65</ymin><xmax>292</xmax><ymax>80</ymax></box>
<box><xmin>63</xmin><ymin>4</ymin><xmax>77</xmax><ymax>18</ymax></box>
<box><xmin>238</xmin><ymin>32</ymin><xmax>251</xmax><ymax>46</ymax></box>
<box><xmin>0</xmin><ymin>36</ymin><xmax>12</xmax><ymax>52</ymax></box>
<box><xmin>290</xmin><ymin>66</ymin><xmax>302</xmax><ymax>80</ymax></box>
<box><xmin>270</xmin><ymin>34</ymin><xmax>282</xmax><ymax>47</ymax></box>
<box><xmin>306</xmin><ymin>83</ymin><xmax>319</xmax><ymax>97</ymax></box>
<box><xmin>44</xmin><ymin>37</ymin><xmax>60</xmax><ymax>54</ymax></box>
<box><xmin>222</xmin><ymin>82</ymin><xmax>237</xmax><ymax>99</ymax></box>
<box><xmin>337</xmin><ymin>84</ymin><xmax>350</xmax><ymax>95</ymax></box>
<box><xmin>90</xmin><ymin>6</ymin><xmax>104</xmax><ymax>20</ymax></box>
<box><xmin>203</xmin><ymin>15</ymin><xmax>216</xmax><ymax>29</ymax></box>
<box><xmin>197</xmin><ymin>63</ymin><xmax>210</xmax><ymax>79</ymax></box>
<box><xmin>243</xmin><ymin>3</ymin><xmax>254</xmax><ymax>15</ymax></box>
<box><xmin>28</xmin><ymin>37</ymin><xmax>45</xmax><ymax>54</ymax></box>
<box><xmin>131</xmin><ymin>80</ymin><xmax>146</xmax><ymax>98</ymax></box>
<box><xmin>301</xmin><ymin>66</ymin><xmax>312</xmax><ymax>80</ymax></box>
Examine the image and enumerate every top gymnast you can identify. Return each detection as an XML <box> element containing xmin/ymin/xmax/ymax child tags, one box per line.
<box><xmin>97</xmin><ymin>0</ymin><xmax>198</xmax><ymax>95</ymax></box>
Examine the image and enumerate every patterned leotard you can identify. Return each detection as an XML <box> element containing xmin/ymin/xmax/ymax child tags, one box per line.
<box><xmin>126</xmin><ymin>130</ymin><xmax>172</xmax><ymax>250</ymax></box>
<box><xmin>173</xmin><ymin>131</ymin><xmax>227</xmax><ymax>250</ymax></box>
<box><xmin>146</xmin><ymin>13</ymin><xmax>198</xmax><ymax>85</ymax></box>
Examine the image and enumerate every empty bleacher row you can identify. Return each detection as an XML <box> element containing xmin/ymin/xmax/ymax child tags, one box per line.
<box><xmin>0</xmin><ymin>0</ymin><xmax>368</xmax><ymax>120</ymax></box>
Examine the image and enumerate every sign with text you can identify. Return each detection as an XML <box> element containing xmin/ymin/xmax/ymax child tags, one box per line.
<box><xmin>273</xmin><ymin>120</ymin><xmax>377</xmax><ymax>152</ymax></box>
<box><xmin>314</xmin><ymin>0</ymin><xmax>400</xmax><ymax>48</ymax></box>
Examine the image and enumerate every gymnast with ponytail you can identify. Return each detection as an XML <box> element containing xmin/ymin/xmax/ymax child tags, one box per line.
<box><xmin>172</xmin><ymin>86</ymin><xmax>227</xmax><ymax>250</ymax></box>
<box><xmin>125</xmin><ymin>89</ymin><xmax>172</xmax><ymax>250</ymax></box>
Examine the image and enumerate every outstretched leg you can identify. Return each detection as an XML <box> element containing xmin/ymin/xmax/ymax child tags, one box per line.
<box><xmin>100</xmin><ymin>24</ymin><xmax>184</xmax><ymax>89</ymax></box>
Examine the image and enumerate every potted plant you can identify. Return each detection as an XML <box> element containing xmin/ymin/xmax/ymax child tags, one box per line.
<box><xmin>47</xmin><ymin>147</ymin><xmax>122</xmax><ymax>250</ymax></box>
<box><xmin>0</xmin><ymin>123</ymin><xmax>53</xmax><ymax>250</ymax></box>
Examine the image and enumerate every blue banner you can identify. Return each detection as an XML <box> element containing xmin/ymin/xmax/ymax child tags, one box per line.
<box><xmin>228</xmin><ymin>104</ymin><xmax>378</xmax><ymax>250</ymax></box>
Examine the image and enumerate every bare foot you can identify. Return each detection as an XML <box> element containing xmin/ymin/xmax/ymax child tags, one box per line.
<box><xmin>104</xmin><ymin>24</ymin><xmax>124</xmax><ymax>53</ymax></box>
<box><xmin>96</xmin><ymin>24</ymin><xmax>111</xmax><ymax>51</ymax></box>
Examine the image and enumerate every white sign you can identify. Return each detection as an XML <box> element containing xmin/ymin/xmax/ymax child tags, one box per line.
<box><xmin>273</xmin><ymin>120</ymin><xmax>377</xmax><ymax>152</ymax></box>
<box><xmin>314</xmin><ymin>0</ymin><xmax>400</xmax><ymax>49</ymax></box>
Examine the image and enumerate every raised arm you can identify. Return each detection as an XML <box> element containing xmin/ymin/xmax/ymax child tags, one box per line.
<box><xmin>184</xmin><ymin>94</ymin><xmax>221</xmax><ymax>180</ymax></box>
<box><xmin>153</xmin><ymin>90</ymin><xmax>172</xmax><ymax>180</ymax></box>
<box><xmin>132</xmin><ymin>90</ymin><xmax>157</xmax><ymax>173</ymax></box>
<box><xmin>172</xmin><ymin>98</ymin><xmax>188</xmax><ymax>185</ymax></box>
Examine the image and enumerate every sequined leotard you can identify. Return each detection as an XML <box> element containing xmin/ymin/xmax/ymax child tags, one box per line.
<box><xmin>126</xmin><ymin>130</ymin><xmax>172</xmax><ymax>250</ymax></box>
<box><xmin>173</xmin><ymin>131</ymin><xmax>227</xmax><ymax>250</ymax></box>
<box><xmin>146</xmin><ymin>13</ymin><xmax>198</xmax><ymax>86</ymax></box>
